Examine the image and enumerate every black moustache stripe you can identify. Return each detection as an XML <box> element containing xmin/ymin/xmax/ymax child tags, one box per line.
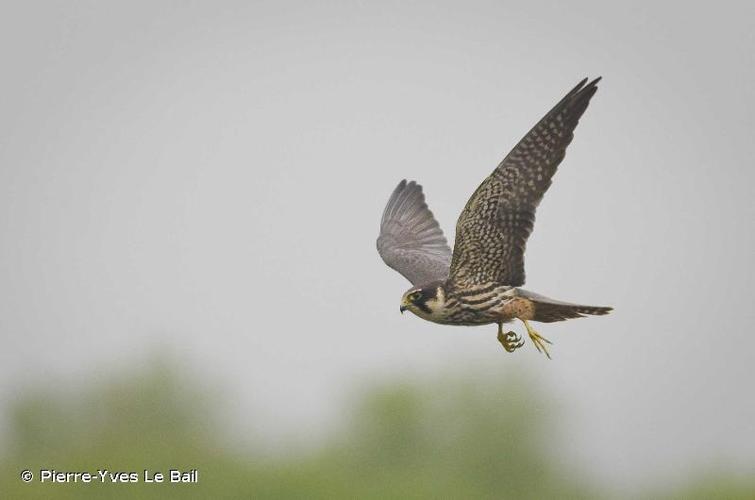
<box><xmin>416</xmin><ymin>302</ymin><xmax>432</xmax><ymax>314</ymax></box>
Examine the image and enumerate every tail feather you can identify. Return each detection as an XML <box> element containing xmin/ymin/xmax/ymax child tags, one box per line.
<box><xmin>517</xmin><ymin>289</ymin><xmax>612</xmax><ymax>323</ymax></box>
<box><xmin>534</xmin><ymin>303</ymin><xmax>612</xmax><ymax>323</ymax></box>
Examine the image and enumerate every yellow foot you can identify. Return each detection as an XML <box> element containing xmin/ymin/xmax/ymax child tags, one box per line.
<box><xmin>497</xmin><ymin>323</ymin><xmax>524</xmax><ymax>353</ymax></box>
<box><xmin>521</xmin><ymin>319</ymin><xmax>553</xmax><ymax>359</ymax></box>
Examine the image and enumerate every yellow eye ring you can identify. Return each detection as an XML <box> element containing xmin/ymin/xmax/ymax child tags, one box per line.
<box><xmin>408</xmin><ymin>292</ymin><xmax>421</xmax><ymax>302</ymax></box>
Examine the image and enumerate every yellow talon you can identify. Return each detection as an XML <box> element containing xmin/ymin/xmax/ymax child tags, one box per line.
<box><xmin>521</xmin><ymin>319</ymin><xmax>553</xmax><ymax>359</ymax></box>
<box><xmin>497</xmin><ymin>323</ymin><xmax>524</xmax><ymax>353</ymax></box>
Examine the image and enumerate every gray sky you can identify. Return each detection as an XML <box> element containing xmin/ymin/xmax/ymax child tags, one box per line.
<box><xmin>1</xmin><ymin>0</ymin><xmax>753</xmax><ymax>491</ymax></box>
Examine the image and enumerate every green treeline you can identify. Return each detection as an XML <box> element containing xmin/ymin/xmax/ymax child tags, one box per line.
<box><xmin>1</xmin><ymin>362</ymin><xmax>752</xmax><ymax>499</ymax></box>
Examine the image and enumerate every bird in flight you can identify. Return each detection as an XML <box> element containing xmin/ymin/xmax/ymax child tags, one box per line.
<box><xmin>376</xmin><ymin>77</ymin><xmax>611</xmax><ymax>358</ymax></box>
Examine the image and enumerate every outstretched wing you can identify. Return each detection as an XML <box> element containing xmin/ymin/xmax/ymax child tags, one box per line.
<box><xmin>449</xmin><ymin>77</ymin><xmax>601</xmax><ymax>287</ymax></box>
<box><xmin>377</xmin><ymin>180</ymin><xmax>452</xmax><ymax>286</ymax></box>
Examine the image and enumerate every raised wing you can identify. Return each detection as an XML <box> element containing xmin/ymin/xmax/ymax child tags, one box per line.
<box><xmin>449</xmin><ymin>77</ymin><xmax>601</xmax><ymax>287</ymax></box>
<box><xmin>377</xmin><ymin>180</ymin><xmax>452</xmax><ymax>286</ymax></box>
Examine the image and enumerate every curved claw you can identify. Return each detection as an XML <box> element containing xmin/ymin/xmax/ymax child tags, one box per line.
<box><xmin>497</xmin><ymin>330</ymin><xmax>524</xmax><ymax>353</ymax></box>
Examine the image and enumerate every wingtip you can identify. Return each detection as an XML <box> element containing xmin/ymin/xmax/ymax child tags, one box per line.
<box><xmin>574</xmin><ymin>76</ymin><xmax>602</xmax><ymax>91</ymax></box>
<box><xmin>567</xmin><ymin>76</ymin><xmax>601</xmax><ymax>106</ymax></box>
<box><xmin>402</xmin><ymin>179</ymin><xmax>424</xmax><ymax>193</ymax></box>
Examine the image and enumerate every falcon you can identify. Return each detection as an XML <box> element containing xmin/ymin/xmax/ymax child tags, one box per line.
<box><xmin>376</xmin><ymin>77</ymin><xmax>611</xmax><ymax>358</ymax></box>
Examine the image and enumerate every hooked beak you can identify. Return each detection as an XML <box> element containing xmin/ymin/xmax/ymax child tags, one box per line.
<box><xmin>399</xmin><ymin>305</ymin><xmax>407</xmax><ymax>314</ymax></box>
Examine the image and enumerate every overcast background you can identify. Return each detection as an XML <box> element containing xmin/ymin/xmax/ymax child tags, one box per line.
<box><xmin>1</xmin><ymin>0</ymin><xmax>753</xmax><ymax>493</ymax></box>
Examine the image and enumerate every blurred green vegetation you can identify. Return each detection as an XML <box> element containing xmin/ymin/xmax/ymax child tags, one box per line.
<box><xmin>1</xmin><ymin>361</ymin><xmax>752</xmax><ymax>499</ymax></box>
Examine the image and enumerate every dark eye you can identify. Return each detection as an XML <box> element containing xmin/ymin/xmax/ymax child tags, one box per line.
<box><xmin>409</xmin><ymin>292</ymin><xmax>421</xmax><ymax>302</ymax></box>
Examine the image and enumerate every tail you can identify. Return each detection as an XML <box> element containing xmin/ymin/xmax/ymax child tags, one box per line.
<box><xmin>518</xmin><ymin>289</ymin><xmax>612</xmax><ymax>323</ymax></box>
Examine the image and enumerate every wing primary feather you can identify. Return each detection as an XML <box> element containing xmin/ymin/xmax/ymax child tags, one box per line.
<box><xmin>381</xmin><ymin>179</ymin><xmax>405</xmax><ymax>224</ymax></box>
<box><xmin>449</xmin><ymin>77</ymin><xmax>602</xmax><ymax>287</ymax></box>
<box><xmin>377</xmin><ymin>180</ymin><xmax>453</xmax><ymax>286</ymax></box>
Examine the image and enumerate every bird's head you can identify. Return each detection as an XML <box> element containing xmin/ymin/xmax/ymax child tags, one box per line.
<box><xmin>399</xmin><ymin>281</ymin><xmax>446</xmax><ymax>320</ymax></box>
